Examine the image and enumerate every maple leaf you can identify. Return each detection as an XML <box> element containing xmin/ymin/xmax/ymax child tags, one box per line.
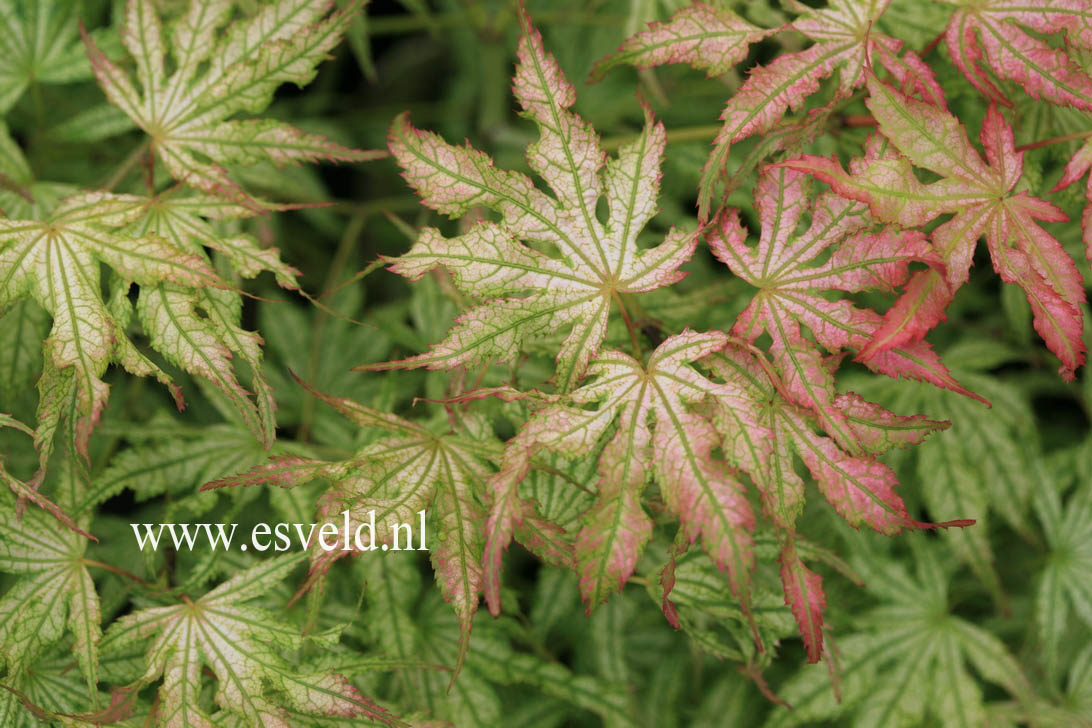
<box><xmin>355</xmin><ymin>551</ymin><xmax>638</xmax><ymax>727</ymax></box>
<box><xmin>595</xmin><ymin>0</ymin><xmax>945</xmax><ymax>218</ymax></box>
<box><xmin>1035</xmin><ymin>458</ymin><xmax>1092</xmax><ymax>679</ymax></box>
<box><xmin>97</xmin><ymin>554</ymin><xmax>396</xmax><ymax>727</ymax></box>
<box><xmin>848</xmin><ymin>345</ymin><xmax>1046</xmax><ymax>607</ymax></box>
<box><xmin>112</xmin><ymin>189</ymin><xmax>302</xmax><ymax>447</ymax></box>
<box><xmin>702</xmin><ymin>342</ymin><xmax>950</xmax><ymax>661</ymax></box>
<box><xmin>654</xmin><ymin>541</ymin><xmax>804</xmax><ymax>667</ymax></box>
<box><xmin>482</xmin><ymin>331</ymin><xmax>756</xmax><ymax>623</ymax></box>
<box><xmin>766</xmin><ymin>543</ymin><xmax>1034</xmax><ymax>728</ymax></box>
<box><xmin>943</xmin><ymin>0</ymin><xmax>1092</xmax><ymax>111</ymax></box>
<box><xmin>479</xmin><ymin>331</ymin><xmax>954</xmax><ymax>663</ymax></box>
<box><xmin>371</xmin><ymin>9</ymin><xmax>697</xmax><ymax>391</ymax></box>
<box><xmin>784</xmin><ymin>76</ymin><xmax>1088</xmax><ymax>380</ymax></box>
<box><xmin>590</xmin><ymin>3</ymin><xmax>769</xmax><ymax>81</ymax></box>
<box><xmin>697</xmin><ymin>0</ymin><xmax>954</xmax><ymax>217</ymax></box>
<box><xmin>2</xmin><ymin>116</ymin><xmax>301</xmax><ymax>458</ymax></box>
<box><xmin>0</xmin><ymin>192</ymin><xmax>225</xmax><ymax>470</ymax></box>
<box><xmin>0</xmin><ymin>649</ymin><xmax>100</xmax><ymax>727</ymax></box>
<box><xmin>0</xmin><ymin>484</ymin><xmax>100</xmax><ymax>703</ymax></box>
<box><xmin>930</xmin><ymin>0</ymin><xmax>1092</xmax><ymax>333</ymax></box>
<box><xmin>203</xmin><ymin>375</ymin><xmax>500</xmax><ymax>681</ymax></box>
<box><xmin>0</xmin><ymin>415</ymin><xmax>90</xmax><ymax>534</ymax></box>
<box><xmin>0</xmin><ymin>0</ymin><xmax>93</xmax><ymax>114</ymax></box>
<box><xmin>708</xmin><ymin>164</ymin><xmax>980</xmax><ymax>453</ymax></box>
<box><xmin>82</xmin><ymin>0</ymin><xmax>383</xmax><ymax>208</ymax></box>
<box><xmin>75</xmin><ymin>419</ymin><xmax>273</xmax><ymax>518</ymax></box>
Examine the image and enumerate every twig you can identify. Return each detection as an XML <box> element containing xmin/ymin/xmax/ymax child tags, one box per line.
<box><xmin>1015</xmin><ymin>129</ymin><xmax>1092</xmax><ymax>153</ymax></box>
<box><xmin>611</xmin><ymin>289</ymin><xmax>643</xmax><ymax>360</ymax></box>
<box><xmin>102</xmin><ymin>140</ymin><xmax>150</xmax><ymax>192</ymax></box>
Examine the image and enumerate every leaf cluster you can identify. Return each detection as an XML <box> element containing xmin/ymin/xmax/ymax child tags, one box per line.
<box><xmin>1</xmin><ymin>0</ymin><xmax>1091</xmax><ymax>726</ymax></box>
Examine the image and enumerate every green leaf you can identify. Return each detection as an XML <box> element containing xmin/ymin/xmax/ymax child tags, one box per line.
<box><xmin>766</xmin><ymin>543</ymin><xmax>1033</xmax><ymax>727</ymax></box>
<box><xmin>1035</xmin><ymin>444</ymin><xmax>1092</xmax><ymax>678</ymax></box>
<box><xmin>0</xmin><ymin>0</ymin><xmax>92</xmax><ymax>114</ymax></box>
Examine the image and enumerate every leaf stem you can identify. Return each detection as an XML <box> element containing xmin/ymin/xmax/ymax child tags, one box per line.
<box><xmin>318</xmin><ymin>256</ymin><xmax>387</xmax><ymax>300</ymax></box>
<box><xmin>1015</xmin><ymin>129</ymin><xmax>1092</xmax><ymax>152</ymax></box>
<box><xmin>327</xmin><ymin>196</ymin><xmax>422</xmax><ymax>214</ymax></box>
<box><xmin>299</xmin><ymin>213</ymin><xmax>366</xmax><ymax>442</ymax></box>
<box><xmin>842</xmin><ymin>114</ymin><xmax>877</xmax><ymax>128</ymax></box>
<box><xmin>611</xmin><ymin>289</ymin><xmax>643</xmax><ymax>360</ymax></box>
<box><xmin>724</xmin><ymin>336</ymin><xmax>798</xmax><ymax>405</ymax></box>
<box><xmin>82</xmin><ymin>559</ymin><xmax>157</xmax><ymax>589</ymax></box>
<box><xmin>102</xmin><ymin>140</ymin><xmax>150</xmax><ymax>192</ymax></box>
<box><xmin>921</xmin><ymin>30</ymin><xmax>945</xmax><ymax>57</ymax></box>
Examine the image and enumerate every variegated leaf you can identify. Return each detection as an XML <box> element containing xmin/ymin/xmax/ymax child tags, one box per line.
<box><xmin>0</xmin><ymin>488</ymin><xmax>100</xmax><ymax>700</ymax></box>
<box><xmin>204</xmin><ymin>377</ymin><xmax>500</xmax><ymax>682</ymax></box>
<box><xmin>0</xmin><ymin>192</ymin><xmax>223</xmax><ymax>469</ymax></box>
<box><xmin>784</xmin><ymin>77</ymin><xmax>1088</xmax><ymax>380</ymax></box>
<box><xmin>97</xmin><ymin>554</ymin><xmax>396</xmax><ymax>727</ymax></box>
<box><xmin>708</xmin><ymin>164</ymin><xmax>977</xmax><ymax>450</ymax></box>
<box><xmin>591</xmin><ymin>3</ymin><xmax>768</xmax><ymax>80</ymax></box>
<box><xmin>82</xmin><ymin>0</ymin><xmax>382</xmax><ymax>208</ymax></box>
<box><xmin>483</xmin><ymin>332</ymin><xmax>755</xmax><ymax>619</ymax></box>
<box><xmin>372</xmin><ymin>9</ymin><xmax>697</xmax><ymax>391</ymax></box>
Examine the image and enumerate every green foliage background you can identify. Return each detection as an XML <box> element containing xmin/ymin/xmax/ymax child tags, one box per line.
<box><xmin>1</xmin><ymin>0</ymin><xmax>1091</xmax><ymax>725</ymax></box>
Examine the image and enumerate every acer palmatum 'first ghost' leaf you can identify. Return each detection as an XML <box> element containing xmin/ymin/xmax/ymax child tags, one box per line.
<box><xmin>98</xmin><ymin>554</ymin><xmax>397</xmax><ymax>727</ymax></box>
<box><xmin>0</xmin><ymin>192</ymin><xmax>222</xmax><ymax>471</ymax></box>
<box><xmin>369</xmin><ymin>8</ymin><xmax>697</xmax><ymax>392</ymax></box>
<box><xmin>83</xmin><ymin>0</ymin><xmax>383</xmax><ymax>209</ymax></box>
<box><xmin>785</xmin><ymin>77</ymin><xmax>1087</xmax><ymax>380</ymax></box>
<box><xmin>203</xmin><ymin>374</ymin><xmax>499</xmax><ymax>684</ymax></box>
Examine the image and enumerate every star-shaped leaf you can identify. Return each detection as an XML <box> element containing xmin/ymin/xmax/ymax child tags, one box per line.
<box><xmin>785</xmin><ymin>77</ymin><xmax>1087</xmax><ymax>379</ymax></box>
<box><xmin>703</xmin><ymin>342</ymin><xmax>951</xmax><ymax>660</ymax></box>
<box><xmin>480</xmin><ymin>330</ymin><xmax>956</xmax><ymax>663</ymax></box>
<box><xmin>372</xmin><ymin>9</ymin><xmax>697</xmax><ymax>391</ymax></box>
<box><xmin>82</xmin><ymin>0</ymin><xmax>382</xmax><ymax>208</ymax></box>
<box><xmin>597</xmin><ymin>0</ymin><xmax>944</xmax><ymax>219</ymax></box>
<box><xmin>1035</xmin><ymin>451</ymin><xmax>1092</xmax><ymax>678</ymax></box>
<box><xmin>97</xmin><ymin>554</ymin><xmax>396</xmax><ymax>727</ymax></box>
<box><xmin>0</xmin><ymin>487</ymin><xmax>100</xmax><ymax>702</ymax></box>
<box><xmin>708</xmin><ymin>165</ymin><xmax>979</xmax><ymax>453</ymax></box>
<box><xmin>944</xmin><ymin>0</ymin><xmax>1092</xmax><ymax>110</ymax></box>
<box><xmin>112</xmin><ymin>189</ymin><xmax>303</xmax><ymax>447</ymax></box>
<box><xmin>203</xmin><ymin>376</ymin><xmax>501</xmax><ymax>682</ymax></box>
<box><xmin>938</xmin><ymin>0</ymin><xmax>1092</xmax><ymax>319</ymax></box>
<box><xmin>0</xmin><ymin>649</ymin><xmax>100</xmax><ymax>727</ymax></box>
<box><xmin>765</xmin><ymin>543</ymin><xmax>1033</xmax><ymax>727</ymax></box>
<box><xmin>483</xmin><ymin>331</ymin><xmax>756</xmax><ymax>621</ymax></box>
<box><xmin>0</xmin><ymin>192</ymin><xmax>224</xmax><ymax>464</ymax></box>
<box><xmin>0</xmin><ymin>0</ymin><xmax>92</xmax><ymax>114</ymax></box>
